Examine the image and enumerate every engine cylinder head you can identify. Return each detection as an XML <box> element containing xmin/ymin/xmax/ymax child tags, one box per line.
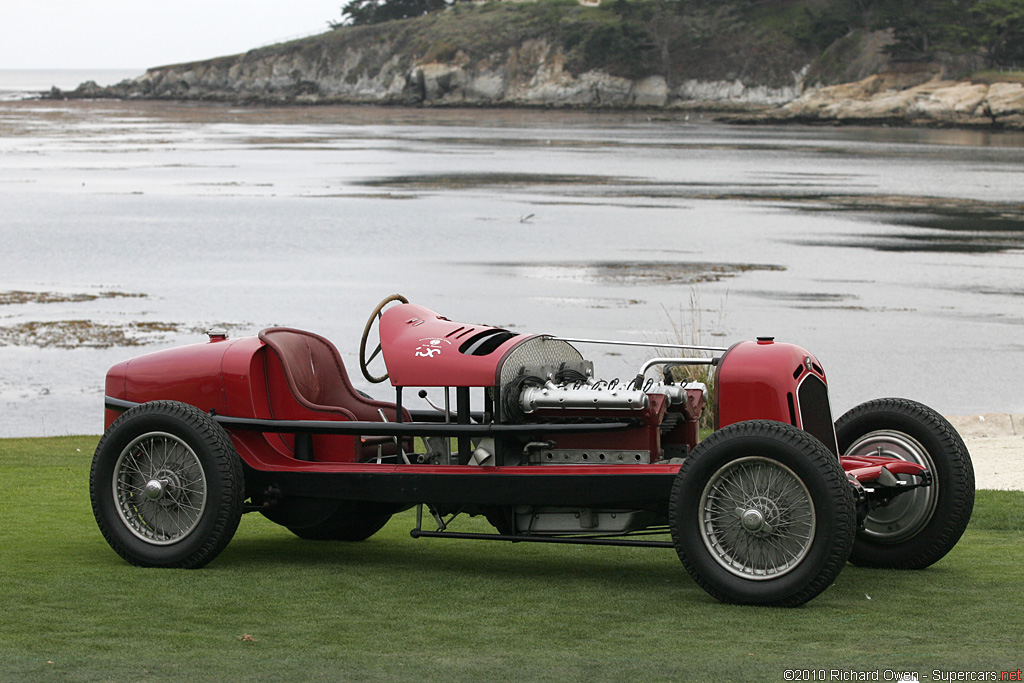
<box><xmin>519</xmin><ymin>380</ymin><xmax>649</xmax><ymax>414</ymax></box>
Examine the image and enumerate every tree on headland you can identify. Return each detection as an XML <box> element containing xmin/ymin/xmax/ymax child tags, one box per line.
<box><xmin>327</xmin><ymin>0</ymin><xmax>1024</xmax><ymax>69</ymax></box>
<box><xmin>334</xmin><ymin>0</ymin><xmax>449</xmax><ymax>25</ymax></box>
<box><xmin>869</xmin><ymin>0</ymin><xmax>1024</xmax><ymax>67</ymax></box>
<box><xmin>762</xmin><ymin>0</ymin><xmax>1024</xmax><ymax>68</ymax></box>
<box><xmin>870</xmin><ymin>0</ymin><xmax>966</xmax><ymax>60</ymax></box>
<box><xmin>968</xmin><ymin>0</ymin><xmax>1024</xmax><ymax>67</ymax></box>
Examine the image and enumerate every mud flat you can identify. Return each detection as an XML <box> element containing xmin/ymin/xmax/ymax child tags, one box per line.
<box><xmin>0</xmin><ymin>290</ymin><xmax>241</xmax><ymax>349</ymax></box>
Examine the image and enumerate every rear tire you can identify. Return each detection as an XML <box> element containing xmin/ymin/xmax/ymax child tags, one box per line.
<box><xmin>90</xmin><ymin>401</ymin><xmax>244</xmax><ymax>568</ymax></box>
<box><xmin>288</xmin><ymin>501</ymin><xmax>395</xmax><ymax>541</ymax></box>
<box><xmin>836</xmin><ymin>398</ymin><xmax>974</xmax><ymax>569</ymax></box>
<box><xmin>482</xmin><ymin>506</ymin><xmax>516</xmax><ymax>536</ymax></box>
<box><xmin>670</xmin><ymin>420</ymin><xmax>856</xmax><ymax>607</ymax></box>
<box><xmin>262</xmin><ymin>498</ymin><xmax>395</xmax><ymax>541</ymax></box>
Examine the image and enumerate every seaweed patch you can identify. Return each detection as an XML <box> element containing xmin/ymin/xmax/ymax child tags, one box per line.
<box><xmin>0</xmin><ymin>290</ymin><xmax>147</xmax><ymax>306</ymax></box>
<box><xmin>0</xmin><ymin>320</ymin><xmax>243</xmax><ymax>349</ymax></box>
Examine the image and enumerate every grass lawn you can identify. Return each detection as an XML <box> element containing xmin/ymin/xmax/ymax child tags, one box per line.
<box><xmin>2</xmin><ymin>436</ymin><xmax>1022</xmax><ymax>682</ymax></box>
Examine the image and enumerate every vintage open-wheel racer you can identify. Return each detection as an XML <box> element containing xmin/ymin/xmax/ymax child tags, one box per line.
<box><xmin>91</xmin><ymin>294</ymin><xmax>975</xmax><ymax>606</ymax></box>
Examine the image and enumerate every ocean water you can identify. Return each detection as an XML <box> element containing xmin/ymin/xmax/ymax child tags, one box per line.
<box><xmin>0</xmin><ymin>69</ymin><xmax>143</xmax><ymax>100</ymax></box>
<box><xmin>1</xmin><ymin>99</ymin><xmax>1022</xmax><ymax>437</ymax></box>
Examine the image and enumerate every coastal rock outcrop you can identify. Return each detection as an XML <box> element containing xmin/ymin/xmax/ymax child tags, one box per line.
<box><xmin>732</xmin><ymin>74</ymin><xmax>1024</xmax><ymax>128</ymax></box>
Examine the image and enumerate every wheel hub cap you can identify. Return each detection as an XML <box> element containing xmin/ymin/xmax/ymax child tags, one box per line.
<box><xmin>738</xmin><ymin>508</ymin><xmax>771</xmax><ymax>533</ymax></box>
<box><xmin>144</xmin><ymin>479</ymin><xmax>166</xmax><ymax>500</ymax></box>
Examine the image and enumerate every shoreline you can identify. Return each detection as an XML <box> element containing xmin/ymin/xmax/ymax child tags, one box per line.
<box><xmin>45</xmin><ymin>77</ymin><xmax>1024</xmax><ymax>132</ymax></box>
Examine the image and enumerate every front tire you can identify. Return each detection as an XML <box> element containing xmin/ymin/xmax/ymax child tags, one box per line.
<box><xmin>836</xmin><ymin>398</ymin><xmax>974</xmax><ymax>569</ymax></box>
<box><xmin>670</xmin><ymin>420</ymin><xmax>856</xmax><ymax>607</ymax></box>
<box><xmin>90</xmin><ymin>401</ymin><xmax>244</xmax><ymax>568</ymax></box>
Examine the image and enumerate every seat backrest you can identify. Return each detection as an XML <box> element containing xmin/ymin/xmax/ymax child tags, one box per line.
<box><xmin>258</xmin><ymin>327</ymin><xmax>404</xmax><ymax>423</ymax></box>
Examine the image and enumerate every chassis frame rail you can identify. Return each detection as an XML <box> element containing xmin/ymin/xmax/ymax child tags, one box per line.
<box><xmin>105</xmin><ymin>397</ymin><xmax>641</xmax><ymax>437</ymax></box>
<box><xmin>412</xmin><ymin>503</ymin><xmax>674</xmax><ymax>547</ymax></box>
<box><xmin>409</xmin><ymin>528</ymin><xmax>674</xmax><ymax>548</ymax></box>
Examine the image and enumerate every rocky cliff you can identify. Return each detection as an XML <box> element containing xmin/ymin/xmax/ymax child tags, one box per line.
<box><xmin>55</xmin><ymin>5</ymin><xmax>1024</xmax><ymax>128</ymax></box>
<box><xmin>57</xmin><ymin>2</ymin><xmax>814</xmax><ymax>110</ymax></box>
<box><xmin>67</xmin><ymin>37</ymin><xmax>803</xmax><ymax>110</ymax></box>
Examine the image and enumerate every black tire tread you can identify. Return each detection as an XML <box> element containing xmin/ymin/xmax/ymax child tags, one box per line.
<box><xmin>669</xmin><ymin>420</ymin><xmax>856</xmax><ymax>607</ymax></box>
<box><xmin>835</xmin><ymin>397</ymin><xmax>974</xmax><ymax>570</ymax></box>
<box><xmin>90</xmin><ymin>400</ymin><xmax>245</xmax><ymax>568</ymax></box>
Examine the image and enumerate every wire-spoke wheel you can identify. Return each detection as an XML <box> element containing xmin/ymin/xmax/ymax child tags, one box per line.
<box><xmin>699</xmin><ymin>457</ymin><xmax>815</xmax><ymax>580</ymax></box>
<box><xmin>91</xmin><ymin>401</ymin><xmax>244</xmax><ymax>568</ymax></box>
<box><xmin>671</xmin><ymin>420</ymin><xmax>856</xmax><ymax>607</ymax></box>
<box><xmin>114</xmin><ymin>432</ymin><xmax>208</xmax><ymax>545</ymax></box>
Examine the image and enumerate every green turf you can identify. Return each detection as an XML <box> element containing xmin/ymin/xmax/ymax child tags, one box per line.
<box><xmin>2</xmin><ymin>436</ymin><xmax>1022</xmax><ymax>682</ymax></box>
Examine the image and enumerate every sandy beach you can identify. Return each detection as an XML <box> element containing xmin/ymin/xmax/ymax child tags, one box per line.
<box><xmin>947</xmin><ymin>414</ymin><xmax>1024</xmax><ymax>490</ymax></box>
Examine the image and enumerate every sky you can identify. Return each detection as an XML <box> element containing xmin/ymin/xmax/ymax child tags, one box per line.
<box><xmin>1</xmin><ymin>0</ymin><xmax>344</xmax><ymax>70</ymax></box>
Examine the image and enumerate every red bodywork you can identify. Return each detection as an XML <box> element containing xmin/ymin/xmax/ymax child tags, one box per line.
<box><xmin>103</xmin><ymin>303</ymin><xmax>922</xmax><ymax>497</ymax></box>
<box><xmin>105</xmin><ymin>334</ymin><xmax>398</xmax><ymax>471</ymax></box>
<box><xmin>715</xmin><ymin>339</ymin><xmax>838</xmax><ymax>455</ymax></box>
<box><xmin>379</xmin><ymin>303</ymin><xmax>527</xmax><ymax>387</ymax></box>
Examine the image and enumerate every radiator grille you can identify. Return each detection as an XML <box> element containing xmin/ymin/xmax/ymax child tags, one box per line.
<box><xmin>499</xmin><ymin>336</ymin><xmax>583</xmax><ymax>388</ymax></box>
<box><xmin>797</xmin><ymin>374</ymin><xmax>838</xmax><ymax>455</ymax></box>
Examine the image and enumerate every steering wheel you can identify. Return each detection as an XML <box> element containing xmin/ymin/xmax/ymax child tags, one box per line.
<box><xmin>359</xmin><ymin>294</ymin><xmax>409</xmax><ymax>383</ymax></box>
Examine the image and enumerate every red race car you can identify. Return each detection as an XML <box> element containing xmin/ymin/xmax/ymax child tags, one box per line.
<box><xmin>91</xmin><ymin>294</ymin><xmax>974</xmax><ymax>606</ymax></box>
